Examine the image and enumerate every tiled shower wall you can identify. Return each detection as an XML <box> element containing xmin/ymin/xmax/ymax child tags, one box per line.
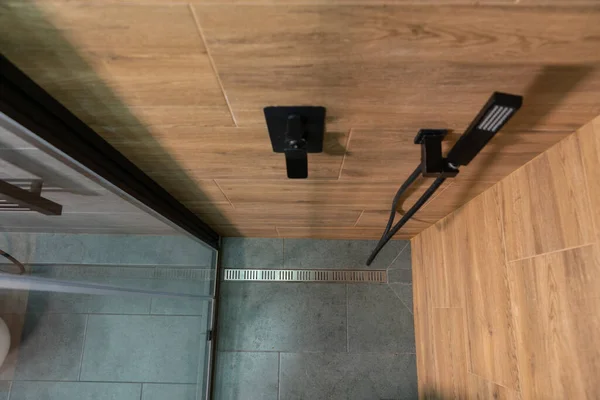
<box><xmin>0</xmin><ymin>233</ymin><xmax>214</xmax><ymax>400</ymax></box>
<box><xmin>215</xmin><ymin>238</ymin><xmax>416</xmax><ymax>400</ymax></box>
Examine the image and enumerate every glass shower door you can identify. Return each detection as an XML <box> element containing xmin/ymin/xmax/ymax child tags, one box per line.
<box><xmin>0</xmin><ymin>99</ymin><xmax>218</xmax><ymax>398</ymax></box>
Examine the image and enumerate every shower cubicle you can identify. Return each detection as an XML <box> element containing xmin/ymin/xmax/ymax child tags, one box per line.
<box><xmin>0</xmin><ymin>56</ymin><xmax>220</xmax><ymax>400</ymax></box>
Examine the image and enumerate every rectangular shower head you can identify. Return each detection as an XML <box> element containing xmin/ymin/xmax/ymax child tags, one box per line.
<box><xmin>446</xmin><ymin>92</ymin><xmax>522</xmax><ymax>167</ymax></box>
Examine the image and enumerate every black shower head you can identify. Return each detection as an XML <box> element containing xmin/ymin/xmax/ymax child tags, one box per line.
<box><xmin>446</xmin><ymin>92</ymin><xmax>522</xmax><ymax>167</ymax></box>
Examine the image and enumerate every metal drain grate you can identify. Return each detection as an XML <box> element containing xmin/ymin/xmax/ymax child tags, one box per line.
<box><xmin>223</xmin><ymin>269</ymin><xmax>386</xmax><ymax>283</ymax></box>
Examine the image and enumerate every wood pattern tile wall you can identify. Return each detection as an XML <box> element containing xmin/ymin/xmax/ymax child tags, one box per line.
<box><xmin>1</xmin><ymin>1</ymin><xmax>599</xmax><ymax>238</ymax></box>
<box><xmin>411</xmin><ymin>116</ymin><xmax>600</xmax><ymax>399</ymax></box>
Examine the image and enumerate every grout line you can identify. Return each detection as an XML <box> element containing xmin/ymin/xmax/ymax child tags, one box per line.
<box><xmin>507</xmin><ymin>242</ymin><xmax>597</xmax><ymax>264</ymax></box>
<box><xmin>387</xmin><ymin>241</ymin><xmax>410</xmax><ymax>271</ymax></box>
<box><xmin>16</xmin><ymin>312</ymin><xmax>206</xmax><ymax>317</ymax></box>
<box><xmin>188</xmin><ymin>4</ymin><xmax>238</xmax><ymax>127</ymax></box>
<box><xmin>468</xmin><ymin>370</ymin><xmax>517</xmax><ymax>392</ymax></box>
<box><xmin>337</xmin><ymin>128</ymin><xmax>353</xmax><ymax>180</ymax></box>
<box><xmin>139</xmin><ymin>383</ymin><xmax>143</xmax><ymax>400</ymax></box>
<box><xmin>213</xmin><ymin>179</ymin><xmax>235</xmax><ymax>209</ymax></box>
<box><xmin>277</xmin><ymin>352</ymin><xmax>281</xmax><ymax>400</ymax></box>
<box><xmin>352</xmin><ymin>210</ymin><xmax>365</xmax><ymax>227</ymax></box>
<box><xmin>7</xmin><ymin>380</ymin><xmax>12</xmax><ymax>400</ymax></box>
<box><xmin>345</xmin><ymin>284</ymin><xmax>350</xmax><ymax>353</ymax></box>
<box><xmin>281</xmin><ymin>238</ymin><xmax>285</xmax><ymax>267</ymax></box>
<box><xmin>77</xmin><ymin>314</ymin><xmax>90</xmax><ymax>381</ymax></box>
<box><xmin>420</xmin><ymin>180</ymin><xmax>454</xmax><ymax>209</ymax></box>
<box><xmin>388</xmin><ymin>283</ymin><xmax>413</xmax><ymax>315</ymax></box>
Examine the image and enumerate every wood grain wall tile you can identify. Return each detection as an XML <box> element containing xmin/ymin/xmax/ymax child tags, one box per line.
<box><xmin>467</xmin><ymin>374</ymin><xmax>520</xmax><ymax>400</ymax></box>
<box><xmin>460</xmin><ymin>186</ymin><xmax>519</xmax><ymax>390</ymax></box>
<box><xmin>196</xmin><ymin>207</ymin><xmax>362</xmax><ymax>228</ymax></box>
<box><xmin>215</xmin><ymin>225</ymin><xmax>278</xmax><ymax>237</ymax></box>
<box><xmin>508</xmin><ymin>244</ymin><xmax>600</xmax><ymax>399</ymax></box>
<box><xmin>18</xmin><ymin>3</ymin><xmax>205</xmax><ymax>55</ymax></box>
<box><xmin>217</xmin><ymin>179</ymin><xmax>448</xmax><ymax>210</ymax></box>
<box><xmin>196</xmin><ymin>5</ymin><xmax>600</xmax><ymax>128</ymax></box>
<box><xmin>353</xmin><ymin>210</ymin><xmax>433</xmax><ymax>236</ymax></box>
<box><xmin>154</xmin><ymin>179</ymin><xmax>231</xmax><ymax>205</ymax></box>
<box><xmin>411</xmin><ymin>119</ymin><xmax>600</xmax><ymax>398</ymax></box>
<box><xmin>575</xmin><ymin>116</ymin><xmax>600</xmax><ymax>242</ymax></box>
<box><xmin>501</xmin><ymin>133</ymin><xmax>595</xmax><ymax>261</ymax></box>
<box><xmin>1</xmin><ymin>3</ymin><xmax>233</xmax><ymax>130</ymax></box>
<box><xmin>95</xmin><ymin>125</ymin><xmax>348</xmax><ymax>180</ymax></box>
<box><xmin>428</xmin><ymin>308</ymin><xmax>469</xmax><ymax>400</ymax></box>
<box><xmin>411</xmin><ymin>224</ymin><xmax>449</xmax><ymax>308</ymax></box>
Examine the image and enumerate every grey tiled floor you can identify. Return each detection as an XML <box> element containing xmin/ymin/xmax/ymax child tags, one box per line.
<box><xmin>80</xmin><ymin>315</ymin><xmax>203</xmax><ymax>383</ymax></box>
<box><xmin>218</xmin><ymin>282</ymin><xmax>346</xmax><ymax>352</ymax></box>
<box><xmin>216</xmin><ymin>238</ymin><xmax>417</xmax><ymax>400</ymax></box>
<box><xmin>0</xmin><ymin>233</ymin><xmax>215</xmax><ymax>400</ymax></box>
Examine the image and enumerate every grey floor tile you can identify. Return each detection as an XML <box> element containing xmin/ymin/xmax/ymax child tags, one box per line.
<box><xmin>222</xmin><ymin>238</ymin><xmax>283</xmax><ymax>268</ymax></box>
<box><xmin>390</xmin><ymin>283</ymin><xmax>413</xmax><ymax>314</ymax></box>
<box><xmin>283</xmin><ymin>239</ymin><xmax>408</xmax><ymax>269</ymax></box>
<box><xmin>26</xmin><ymin>291</ymin><xmax>151</xmax><ymax>315</ymax></box>
<box><xmin>10</xmin><ymin>381</ymin><xmax>141</xmax><ymax>400</ymax></box>
<box><xmin>14</xmin><ymin>314</ymin><xmax>87</xmax><ymax>380</ymax></box>
<box><xmin>388</xmin><ymin>268</ymin><xmax>413</xmax><ymax>283</ymax></box>
<box><xmin>280</xmin><ymin>352</ymin><xmax>418</xmax><ymax>400</ymax></box>
<box><xmin>4</xmin><ymin>233</ymin><xmax>213</xmax><ymax>266</ymax></box>
<box><xmin>0</xmin><ymin>382</ymin><xmax>9</xmax><ymax>400</ymax></box>
<box><xmin>150</xmin><ymin>279</ymin><xmax>211</xmax><ymax>316</ymax></box>
<box><xmin>80</xmin><ymin>315</ymin><xmax>202</xmax><ymax>383</ymax></box>
<box><xmin>389</xmin><ymin>242</ymin><xmax>412</xmax><ymax>269</ymax></box>
<box><xmin>142</xmin><ymin>384</ymin><xmax>197</xmax><ymax>400</ymax></box>
<box><xmin>26</xmin><ymin>267</ymin><xmax>153</xmax><ymax>315</ymax></box>
<box><xmin>214</xmin><ymin>352</ymin><xmax>279</xmax><ymax>400</ymax></box>
<box><xmin>348</xmin><ymin>285</ymin><xmax>415</xmax><ymax>353</ymax></box>
<box><xmin>218</xmin><ymin>282</ymin><xmax>346</xmax><ymax>352</ymax></box>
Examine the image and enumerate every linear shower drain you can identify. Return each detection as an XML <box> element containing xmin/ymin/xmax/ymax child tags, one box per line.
<box><xmin>223</xmin><ymin>269</ymin><xmax>387</xmax><ymax>283</ymax></box>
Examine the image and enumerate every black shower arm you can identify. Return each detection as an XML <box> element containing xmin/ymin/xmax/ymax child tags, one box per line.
<box><xmin>366</xmin><ymin>172</ymin><xmax>446</xmax><ymax>266</ymax></box>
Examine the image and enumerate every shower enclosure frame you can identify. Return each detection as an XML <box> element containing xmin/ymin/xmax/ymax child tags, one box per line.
<box><xmin>1</xmin><ymin>54</ymin><xmax>222</xmax><ymax>399</ymax></box>
<box><xmin>0</xmin><ymin>54</ymin><xmax>220</xmax><ymax>250</ymax></box>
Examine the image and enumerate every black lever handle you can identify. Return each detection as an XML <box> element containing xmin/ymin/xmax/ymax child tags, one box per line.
<box><xmin>263</xmin><ymin>106</ymin><xmax>325</xmax><ymax>179</ymax></box>
<box><xmin>284</xmin><ymin>115</ymin><xmax>308</xmax><ymax>178</ymax></box>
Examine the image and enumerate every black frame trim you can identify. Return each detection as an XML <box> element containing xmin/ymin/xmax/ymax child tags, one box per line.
<box><xmin>0</xmin><ymin>55</ymin><xmax>219</xmax><ymax>249</ymax></box>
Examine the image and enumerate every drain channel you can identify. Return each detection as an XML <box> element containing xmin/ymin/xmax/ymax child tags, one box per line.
<box><xmin>223</xmin><ymin>269</ymin><xmax>386</xmax><ymax>283</ymax></box>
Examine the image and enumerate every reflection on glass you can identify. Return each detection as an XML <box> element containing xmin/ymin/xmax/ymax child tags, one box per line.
<box><xmin>0</xmin><ymin>112</ymin><xmax>217</xmax><ymax>399</ymax></box>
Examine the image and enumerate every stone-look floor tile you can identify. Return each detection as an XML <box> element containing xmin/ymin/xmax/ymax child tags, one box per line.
<box><xmin>280</xmin><ymin>352</ymin><xmax>418</xmax><ymax>400</ymax></box>
<box><xmin>80</xmin><ymin>315</ymin><xmax>202</xmax><ymax>383</ymax></box>
<box><xmin>9</xmin><ymin>381</ymin><xmax>141</xmax><ymax>400</ymax></box>
<box><xmin>222</xmin><ymin>238</ymin><xmax>283</xmax><ymax>268</ymax></box>
<box><xmin>388</xmin><ymin>268</ymin><xmax>413</xmax><ymax>284</ymax></box>
<box><xmin>150</xmin><ymin>279</ymin><xmax>211</xmax><ymax>317</ymax></box>
<box><xmin>0</xmin><ymin>381</ymin><xmax>10</xmax><ymax>400</ymax></box>
<box><xmin>218</xmin><ymin>282</ymin><xmax>346</xmax><ymax>352</ymax></box>
<box><xmin>388</xmin><ymin>242</ymin><xmax>412</xmax><ymax>270</ymax></box>
<box><xmin>348</xmin><ymin>285</ymin><xmax>415</xmax><ymax>353</ymax></box>
<box><xmin>0</xmin><ymin>233</ymin><xmax>214</xmax><ymax>266</ymax></box>
<box><xmin>14</xmin><ymin>314</ymin><xmax>87</xmax><ymax>380</ymax></box>
<box><xmin>26</xmin><ymin>291</ymin><xmax>151</xmax><ymax>315</ymax></box>
<box><xmin>214</xmin><ymin>352</ymin><xmax>279</xmax><ymax>400</ymax></box>
<box><xmin>283</xmin><ymin>239</ymin><xmax>407</xmax><ymax>269</ymax></box>
<box><xmin>389</xmin><ymin>283</ymin><xmax>414</xmax><ymax>314</ymax></box>
<box><xmin>142</xmin><ymin>384</ymin><xmax>197</xmax><ymax>400</ymax></box>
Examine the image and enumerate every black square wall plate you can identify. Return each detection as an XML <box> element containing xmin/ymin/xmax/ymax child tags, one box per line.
<box><xmin>263</xmin><ymin>106</ymin><xmax>325</xmax><ymax>153</ymax></box>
